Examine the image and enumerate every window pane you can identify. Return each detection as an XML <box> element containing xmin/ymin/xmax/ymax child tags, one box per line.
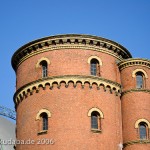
<box><xmin>91</xmin><ymin>64</ymin><xmax>97</xmax><ymax>75</ymax></box>
<box><xmin>90</xmin><ymin>59</ymin><xmax>99</xmax><ymax>76</ymax></box>
<box><xmin>140</xmin><ymin>124</ymin><xmax>147</xmax><ymax>139</ymax></box>
<box><xmin>91</xmin><ymin>115</ymin><xmax>98</xmax><ymax>129</ymax></box>
<box><xmin>42</xmin><ymin>65</ymin><xmax>47</xmax><ymax>77</ymax></box>
<box><xmin>136</xmin><ymin>73</ymin><xmax>143</xmax><ymax>88</ymax></box>
<box><xmin>42</xmin><ymin>114</ymin><xmax>48</xmax><ymax>130</ymax></box>
<box><xmin>40</xmin><ymin>61</ymin><xmax>48</xmax><ymax>78</ymax></box>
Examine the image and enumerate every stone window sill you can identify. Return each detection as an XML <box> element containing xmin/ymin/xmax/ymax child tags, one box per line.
<box><xmin>91</xmin><ymin>128</ymin><xmax>101</xmax><ymax>133</ymax></box>
<box><xmin>37</xmin><ymin>130</ymin><xmax>48</xmax><ymax>135</ymax></box>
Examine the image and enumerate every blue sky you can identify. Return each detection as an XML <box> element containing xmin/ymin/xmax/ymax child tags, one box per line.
<box><xmin>0</xmin><ymin>0</ymin><xmax>150</xmax><ymax>111</ymax></box>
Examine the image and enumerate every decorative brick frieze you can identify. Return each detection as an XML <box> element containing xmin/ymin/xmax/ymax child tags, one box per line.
<box><xmin>14</xmin><ymin>75</ymin><xmax>121</xmax><ymax>106</ymax></box>
<box><xmin>122</xmin><ymin>88</ymin><xmax>150</xmax><ymax>96</ymax></box>
<box><xmin>12</xmin><ymin>34</ymin><xmax>132</xmax><ymax>71</ymax></box>
<box><xmin>118</xmin><ymin>58</ymin><xmax>150</xmax><ymax>70</ymax></box>
<box><xmin>123</xmin><ymin>139</ymin><xmax>150</xmax><ymax>148</ymax></box>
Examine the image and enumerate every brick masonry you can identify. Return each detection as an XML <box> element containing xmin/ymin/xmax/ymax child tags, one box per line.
<box><xmin>12</xmin><ymin>34</ymin><xmax>150</xmax><ymax>150</ymax></box>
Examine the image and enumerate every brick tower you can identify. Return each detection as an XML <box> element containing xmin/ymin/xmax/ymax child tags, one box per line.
<box><xmin>11</xmin><ymin>34</ymin><xmax>150</xmax><ymax>150</ymax></box>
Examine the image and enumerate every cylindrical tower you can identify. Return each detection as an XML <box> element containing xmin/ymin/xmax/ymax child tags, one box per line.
<box><xmin>12</xmin><ymin>34</ymin><xmax>132</xmax><ymax>150</ymax></box>
<box><xmin>119</xmin><ymin>58</ymin><xmax>150</xmax><ymax>150</ymax></box>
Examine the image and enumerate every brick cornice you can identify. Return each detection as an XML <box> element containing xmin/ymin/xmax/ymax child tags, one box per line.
<box><xmin>122</xmin><ymin>88</ymin><xmax>150</xmax><ymax>96</ymax></box>
<box><xmin>118</xmin><ymin>58</ymin><xmax>150</xmax><ymax>70</ymax></box>
<box><xmin>123</xmin><ymin>139</ymin><xmax>150</xmax><ymax>148</ymax></box>
<box><xmin>14</xmin><ymin>75</ymin><xmax>121</xmax><ymax>107</ymax></box>
<box><xmin>11</xmin><ymin>34</ymin><xmax>132</xmax><ymax>71</ymax></box>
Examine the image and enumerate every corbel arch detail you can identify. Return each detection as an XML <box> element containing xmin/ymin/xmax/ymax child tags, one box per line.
<box><xmin>132</xmin><ymin>69</ymin><xmax>148</xmax><ymax>78</ymax></box>
<box><xmin>36</xmin><ymin>109</ymin><xmax>51</xmax><ymax>120</ymax></box>
<box><xmin>14</xmin><ymin>75</ymin><xmax>121</xmax><ymax>106</ymax></box>
<box><xmin>88</xmin><ymin>107</ymin><xmax>104</xmax><ymax>118</ymax></box>
<box><xmin>36</xmin><ymin>57</ymin><xmax>50</xmax><ymax>68</ymax></box>
<box><xmin>135</xmin><ymin>118</ymin><xmax>150</xmax><ymax>128</ymax></box>
<box><xmin>88</xmin><ymin>56</ymin><xmax>102</xmax><ymax>66</ymax></box>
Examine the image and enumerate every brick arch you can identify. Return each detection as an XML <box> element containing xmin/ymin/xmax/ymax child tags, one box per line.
<box><xmin>36</xmin><ymin>109</ymin><xmax>51</xmax><ymax>120</ymax></box>
<box><xmin>88</xmin><ymin>56</ymin><xmax>102</xmax><ymax>66</ymax></box>
<box><xmin>88</xmin><ymin>107</ymin><xmax>104</xmax><ymax>118</ymax></box>
<box><xmin>135</xmin><ymin>118</ymin><xmax>150</xmax><ymax>128</ymax></box>
<box><xmin>132</xmin><ymin>69</ymin><xmax>148</xmax><ymax>78</ymax></box>
<box><xmin>36</xmin><ymin>57</ymin><xmax>50</xmax><ymax>68</ymax></box>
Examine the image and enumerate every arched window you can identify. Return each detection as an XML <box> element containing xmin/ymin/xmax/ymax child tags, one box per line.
<box><xmin>40</xmin><ymin>61</ymin><xmax>48</xmax><ymax>78</ymax></box>
<box><xmin>36</xmin><ymin>109</ymin><xmax>51</xmax><ymax>134</ymax></box>
<box><xmin>88</xmin><ymin>108</ymin><xmax>104</xmax><ymax>132</ymax></box>
<box><xmin>40</xmin><ymin>113</ymin><xmax>48</xmax><ymax>131</ymax></box>
<box><xmin>139</xmin><ymin>122</ymin><xmax>148</xmax><ymax>139</ymax></box>
<box><xmin>136</xmin><ymin>72</ymin><xmax>144</xmax><ymax>89</ymax></box>
<box><xmin>91</xmin><ymin>111</ymin><xmax>100</xmax><ymax>130</ymax></box>
<box><xmin>90</xmin><ymin>59</ymin><xmax>100</xmax><ymax>76</ymax></box>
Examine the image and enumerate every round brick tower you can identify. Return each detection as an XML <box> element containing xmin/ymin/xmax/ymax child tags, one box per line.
<box><xmin>118</xmin><ymin>59</ymin><xmax>150</xmax><ymax>150</ymax></box>
<box><xmin>11</xmin><ymin>34</ymin><xmax>149</xmax><ymax>150</ymax></box>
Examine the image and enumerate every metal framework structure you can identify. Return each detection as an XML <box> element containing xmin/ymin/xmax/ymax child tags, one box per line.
<box><xmin>0</xmin><ymin>105</ymin><xmax>16</xmax><ymax>120</ymax></box>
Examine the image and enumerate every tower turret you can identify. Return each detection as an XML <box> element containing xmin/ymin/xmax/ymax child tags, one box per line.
<box><xmin>118</xmin><ymin>58</ymin><xmax>150</xmax><ymax>150</ymax></box>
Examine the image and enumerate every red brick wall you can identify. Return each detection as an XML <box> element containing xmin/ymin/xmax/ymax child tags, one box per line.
<box><xmin>120</xmin><ymin>66</ymin><xmax>150</xmax><ymax>150</ymax></box>
<box><xmin>13</xmin><ymin>37</ymin><xmax>150</xmax><ymax>150</ymax></box>
<box><xmin>16</xmin><ymin>82</ymin><xmax>122</xmax><ymax>150</ymax></box>
<box><xmin>16</xmin><ymin>49</ymin><xmax>120</xmax><ymax>89</ymax></box>
<box><xmin>120</xmin><ymin>66</ymin><xmax>150</xmax><ymax>91</ymax></box>
<box><xmin>15</xmin><ymin>48</ymin><xmax>123</xmax><ymax>150</ymax></box>
<box><xmin>122</xmin><ymin>92</ymin><xmax>150</xmax><ymax>140</ymax></box>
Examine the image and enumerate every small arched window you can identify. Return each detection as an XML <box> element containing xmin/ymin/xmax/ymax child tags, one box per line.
<box><xmin>40</xmin><ymin>113</ymin><xmax>48</xmax><ymax>131</ymax></box>
<box><xmin>90</xmin><ymin>59</ymin><xmax>100</xmax><ymax>76</ymax></box>
<box><xmin>40</xmin><ymin>61</ymin><xmax>48</xmax><ymax>78</ymax></box>
<box><xmin>139</xmin><ymin>122</ymin><xmax>148</xmax><ymax>140</ymax></box>
<box><xmin>136</xmin><ymin>72</ymin><xmax>144</xmax><ymax>89</ymax></box>
<box><xmin>91</xmin><ymin>111</ymin><xmax>100</xmax><ymax>130</ymax></box>
<box><xmin>36</xmin><ymin>109</ymin><xmax>51</xmax><ymax>134</ymax></box>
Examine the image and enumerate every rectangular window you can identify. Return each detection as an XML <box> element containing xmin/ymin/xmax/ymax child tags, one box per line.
<box><xmin>136</xmin><ymin>75</ymin><xmax>143</xmax><ymax>89</ymax></box>
<box><xmin>43</xmin><ymin>117</ymin><xmax>48</xmax><ymax>130</ymax></box>
<box><xmin>91</xmin><ymin>116</ymin><xmax>98</xmax><ymax>129</ymax></box>
<box><xmin>42</xmin><ymin>66</ymin><xmax>47</xmax><ymax>78</ymax></box>
<box><xmin>91</xmin><ymin>64</ymin><xmax>97</xmax><ymax>76</ymax></box>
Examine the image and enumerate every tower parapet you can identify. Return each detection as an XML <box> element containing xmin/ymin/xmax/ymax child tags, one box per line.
<box><xmin>12</xmin><ymin>34</ymin><xmax>132</xmax><ymax>71</ymax></box>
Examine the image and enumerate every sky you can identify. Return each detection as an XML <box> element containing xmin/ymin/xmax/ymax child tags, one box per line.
<box><xmin>0</xmin><ymin>0</ymin><xmax>150</xmax><ymax>114</ymax></box>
